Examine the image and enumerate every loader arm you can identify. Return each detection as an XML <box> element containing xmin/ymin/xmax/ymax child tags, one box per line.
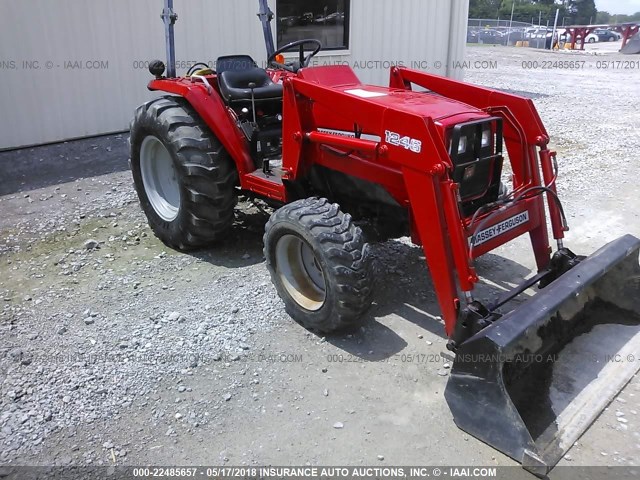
<box><xmin>390</xmin><ymin>67</ymin><xmax>567</xmax><ymax>245</ymax></box>
<box><xmin>385</xmin><ymin>70</ymin><xmax>640</xmax><ymax>475</ymax></box>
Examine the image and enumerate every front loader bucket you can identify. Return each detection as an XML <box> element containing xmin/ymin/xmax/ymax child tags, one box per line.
<box><xmin>445</xmin><ymin>234</ymin><xmax>640</xmax><ymax>476</ymax></box>
<box><xmin>621</xmin><ymin>33</ymin><xmax>640</xmax><ymax>54</ymax></box>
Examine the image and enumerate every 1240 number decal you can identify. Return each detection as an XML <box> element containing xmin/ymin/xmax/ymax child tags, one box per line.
<box><xmin>385</xmin><ymin>130</ymin><xmax>422</xmax><ymax>154</ymax></box>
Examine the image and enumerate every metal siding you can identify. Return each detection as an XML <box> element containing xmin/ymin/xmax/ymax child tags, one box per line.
<box><xmin>312</xmin><ymin>0</ymin><xmax>468</xmax><ymax>84</ymax></box>
<box><xmin>0</xmin><ymin>0</ymin><xmax>467</xmax><ymax>150</ymax></box>
<box><xmin>447</xmin><ymin>0</ymin><xmax>470</xmax><ymax>78</ymax></box>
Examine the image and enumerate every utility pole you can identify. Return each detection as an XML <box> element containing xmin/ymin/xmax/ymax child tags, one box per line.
<box><xmin>551</xmin><ymin>8</ymin><xmax>560</xmax><ymax>50</ymax></box>
<box><xmin>507</xmin><ymin>1</ymin><xmax>516</xmax><ymax>46</ymax></box>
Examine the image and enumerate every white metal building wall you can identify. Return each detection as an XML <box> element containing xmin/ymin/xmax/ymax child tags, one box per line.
<box><xmin>0</xmin><ymin>0</ymin><xmax>468</xmax><ymax>150</ymax></box>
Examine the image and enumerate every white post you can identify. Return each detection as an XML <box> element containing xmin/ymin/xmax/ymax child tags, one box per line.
<box><xmin>507</xmin><ymin>1</ymin><xmax>515</xmax><ymax>46</ymax></box>
<box><xmin>551</xmin><ymin>8</ymin><xmax>560</xmax><ymax>50</ymax></box>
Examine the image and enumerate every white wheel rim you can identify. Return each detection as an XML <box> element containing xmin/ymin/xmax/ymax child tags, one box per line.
<box><xmin>140</xmin><ymin>136</ymin><xmax>180</xmax><ymax>222</ymax></box>
<box><xmin>275</xmin><ymin>235</ymin><xmax>326</xmax><ymax>311</ymax></box>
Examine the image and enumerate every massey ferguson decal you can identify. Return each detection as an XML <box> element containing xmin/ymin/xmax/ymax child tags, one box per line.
<box><xmin>473</xmin><ymin>212</ymin><xmax>530</xmax><ymax>247</ymax></box>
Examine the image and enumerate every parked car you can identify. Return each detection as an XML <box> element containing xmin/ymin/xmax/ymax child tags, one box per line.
<box><xmin>586</xmin><ymin>32</ymin><xmax>599</xmax><ymax>43</ymax></box>
<box><xmin>506</xmin><ymin>28</ymin><xmax>526</xmax><ymax>42</ymax></box>
<box><xmin>298</xmin><ymin>12</ymin><xmax>313</xmax><ymax>25</ymax></box>
<box><xmin>279</xmin><ymin>16</ymin><xmax>297</xmax><ymax>28</ymax></box>
<box><xmin>562</xmin><ymin>31</ymin><xmax>595</xmax><ymax>43</ymax></box>
<box><xmin>525</xmin><ymin>28</ymin><xmax>550</xmax><ymax>40</ymax></box>
<box><xmin>541</xmin><ymin>29</ymin><xmax>554</xmax><ymax>40</ymax></box>
<box><xmin>593</xmin><ymin>29</ymin><xmax>619</xmax><ymax>42</ymax></box>
<box><xmin>558</xmin><ymin>28</ymin><xmax>571</xmax><ymax>43</ymax></box>
<box><xmin>477</xmin><ymin>29</ymin><xmax>505</xmax><ymax>44</ymax></box>
<box><xmin>324</xmin><ymin>12</ymin><xmax>345</xmax><ymax>24</ymax></box>
<box><xmin>564</xmin><ymin>33</ymin><xmax>596</xmax><ymax>43</ymax></box>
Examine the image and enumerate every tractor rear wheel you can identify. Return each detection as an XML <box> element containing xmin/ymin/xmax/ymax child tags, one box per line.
<box><xmin>130</xmin><ymin>96</ymin><xmax>237</xmax><ymax>250</ymax></box>
<box><xmin>264</xmin><ymin>198</ymin><xmax>374</xmax><ymax>332</ymax></box>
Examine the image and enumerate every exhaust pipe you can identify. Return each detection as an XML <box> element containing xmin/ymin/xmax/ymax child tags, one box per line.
<box><xmin>445</xmin><ymin>234</ymin><xmax>640</xmax><ymax>476</ymax></box>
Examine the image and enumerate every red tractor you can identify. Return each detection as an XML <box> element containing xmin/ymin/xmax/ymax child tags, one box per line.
<box><xmin>130</xmin><ymin>1</ymin><xmax>640</xmax><ymax>475</ymax></box>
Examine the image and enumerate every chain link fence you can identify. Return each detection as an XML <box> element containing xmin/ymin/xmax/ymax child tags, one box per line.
<box><xmin>468</xmin><ymin>19</ymin><xmax>534</xmax><ymax>29</ymax></box>
<box><xmin>467</xmin><ymin>18</ymin><xmax>553</xmax><ymax>49</ymax></box>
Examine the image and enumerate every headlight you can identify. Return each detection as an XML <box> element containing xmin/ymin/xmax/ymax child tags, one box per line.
<box><xmin>458</xmin><ymin>136</ymin><xmax>468</xmax><ymax>154</ymax></box>
<box><xmin>481</xmin><ymin>128</ymin><xmax>491</xmax><ymax>148</ymax></box>
<box><xmin>449</xmin><ymin>117</ymin><xmax>504</xmax><ymax>208</ymax></box>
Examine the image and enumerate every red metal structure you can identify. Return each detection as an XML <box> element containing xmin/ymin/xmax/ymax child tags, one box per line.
<box><xmin>564</xmin><ymin>26</ymin><xmax>596</xmax><ymax>50</ymax></box>
<box><xmin>129</xmin><ymin>1</ymin><xmax>640</xmax><ymax>476</ymax></box>
<box><xmin>564</xmin><ymin>23</ymin><xmax>639</xmax><ymax>50</ymax></box>
<box><xmin>616</xmin><ymin>23</ymin><xmax>640</xmax><ymax>48</ymax></box>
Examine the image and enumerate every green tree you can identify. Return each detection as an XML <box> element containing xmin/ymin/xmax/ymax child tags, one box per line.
<box><xmin>498</xmin><ymin>1</ymin><xmax>564</xmax><ymax>25</ymax></box>
<box><xmin>595</xmin><ymin>11</ymin><xmax>611</xmax><ymax>24</ymax></box>
<box><xmin>566</xmin><ymin>0</ymin><xmax>597</xmax><ymax>24</ymax></box>
<box><xmin>469</xmin><ymin>0</ymin><xmax>503</xmax><ymax>19</ymax></box>
<box><xmin>470</xmin><ymin>1</ymin><xmax>598</xmax><ymax>25</ymax></box>
<box><xmin>612</xmin><ymin>12</ymin><xmax>640</xmax><ymax>23</ymax></box>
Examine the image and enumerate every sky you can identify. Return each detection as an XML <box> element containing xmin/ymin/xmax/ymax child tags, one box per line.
<box><xmin>595</xmin><ymin>0</ymin><xmax>640</xmax><ymax>15</ymax></box>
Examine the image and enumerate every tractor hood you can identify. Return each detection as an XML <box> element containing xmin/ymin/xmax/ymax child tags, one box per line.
<box><xmin>336</xmin><ymin>84</ymin><xmax>489</xmax><ymax>125</ymax></box>
<box><xmin>295</xmin><ymin>66</ymin><xmax>491</xmax><ymax>132</ymax></box>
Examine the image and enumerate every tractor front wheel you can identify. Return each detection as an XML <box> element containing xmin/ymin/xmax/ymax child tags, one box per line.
<box><xmin>264</xmin><ymin>198</ymin><xmax>374</xmax><ymax>332</ymax></box>
<box><xmin>130</xmin><ymin>96</ymin><xmax>237</xmax><ymax>250</ymax></box>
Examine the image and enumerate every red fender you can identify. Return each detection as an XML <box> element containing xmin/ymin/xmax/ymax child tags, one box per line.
<box><xmin>148</xmin><ymin>78</ymin><xmax>255</xmax><ymax>179</ymax></box>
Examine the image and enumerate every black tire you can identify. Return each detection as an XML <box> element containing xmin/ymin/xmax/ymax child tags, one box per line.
<box><xmin>264</xmin><ymin>198</ymin><xmax>374</xmax><ymax>332</ymax></box>
<box><xmin>130</xmin><ymin>96</ymin><xmax>237</xmax><ymax>250</ymax></box>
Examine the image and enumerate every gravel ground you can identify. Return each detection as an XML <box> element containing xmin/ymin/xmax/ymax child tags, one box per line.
<box><xmin>1</xmin><ymin>43</ymin><xmax>639</xmax><ymax>474</ymax></box>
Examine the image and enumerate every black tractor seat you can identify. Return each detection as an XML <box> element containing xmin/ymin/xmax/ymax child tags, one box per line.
<box><xmin>216</xmin><ymin>55</ymin><xmax>283</xmax><ymax>106</ymax></box>
<box><xmin>218</xmin><ymin>68</ymin><xmax>283</xmax><ymax>104</ymax></box>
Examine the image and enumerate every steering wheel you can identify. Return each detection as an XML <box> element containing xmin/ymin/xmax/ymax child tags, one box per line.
<box><xmin>268</xmin><ymin>39</ymin><xmax>323</xmax><ymax>73</ymax></box>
